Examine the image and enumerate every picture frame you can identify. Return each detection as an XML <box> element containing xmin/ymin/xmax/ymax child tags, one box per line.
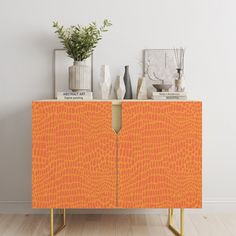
<box><xmin>143</xmin><ymin>49</ymin><xmax>178</xmax><ymax>85</ymax></box>
<box><xmin>53</xmin><ymin>49</ymin><xmax>93</xmax><ymax>98</ymax></box>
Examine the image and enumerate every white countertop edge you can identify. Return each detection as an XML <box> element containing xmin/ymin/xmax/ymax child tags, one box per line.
<box><xmin>32</xmin><ymin>99</ymin><xmax>202</xmax><ymax>105</ymax></box>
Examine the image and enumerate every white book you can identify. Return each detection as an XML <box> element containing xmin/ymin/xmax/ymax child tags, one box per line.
<box><xmin>153</xmin><ymin>95</ymin><xmax>187</xmax><ymax>98</ymax></box>
<box><xmin>152</xmin><ymin>96</ymin><xmax>187</xmax><ymax>100</ymax></box>
<box><xmin>57</xmin><ymin>91</ymin><xmax>93</xmax><ymax>97</ymax></box>
<box><xmin>57</xmin><ymin>95</ymin><xmax>93</xmax><ymax>100</ymax></box>
<box><xmin>152</xmin><ymin>92</ymin><xmax>186</xmax><ymax>97</ymax></box>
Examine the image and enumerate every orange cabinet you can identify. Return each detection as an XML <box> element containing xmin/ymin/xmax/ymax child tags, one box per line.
<box><xmin>118</xmin><ymin>102</ymin><xmax>202</xmax><ymax>208</ymax></box>
<box><xmin>32</xmin><ymin>102</ymin><xmax>117</xmax><ymax>208</ymax></box>
<box><xmin>32</xmin><ymin>101</ymin><xmax>202</xmax><ymax>209</ymax></box>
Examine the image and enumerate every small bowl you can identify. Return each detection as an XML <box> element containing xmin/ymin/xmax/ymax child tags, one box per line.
<box><xmin>152</xmin><ymin>84</ymin><xmax>172</xmax><ymax>92</ymax></box>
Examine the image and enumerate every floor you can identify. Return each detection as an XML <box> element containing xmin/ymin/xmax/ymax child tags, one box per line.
<box><xmin>0</xmin><ymin>213</ymin><xmax>236</xmax><ymax>236</ymax></box>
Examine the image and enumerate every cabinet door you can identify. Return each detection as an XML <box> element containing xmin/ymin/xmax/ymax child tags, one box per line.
<box><xmin>32</xmin><ymin>102</ymin><xmax>117</xmax><ymax>208</ymax></box>
<box><xmin>118</xmin><ymin>102</ymin><xmax>202</xmax><ymax>208</ymax></box>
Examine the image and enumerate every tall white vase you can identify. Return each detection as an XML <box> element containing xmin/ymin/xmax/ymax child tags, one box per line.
<box><xmin>99</xmin><ymin>65</ymin><xmax>112</xmax><ymax>99</ymax></box>
<box><xmin>69</xmin><ymin>61</ymin><xmax>90</xmax><ymax>92</ymax></box>
<box><xmin>136</xmin><ymin>77</ymin><xmax>148</xmax><ymax>99</ymax></box>
<box><xmin>114</xmin><ymin>76</ymin><xmax>126</xmax><ymax>99</ymax></box>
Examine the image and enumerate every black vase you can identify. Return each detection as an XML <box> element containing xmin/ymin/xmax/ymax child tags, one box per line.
<box><xmin>123</xmin><ymin>65</ymin><xmax>133</xmax><ymax>99</ymax></box>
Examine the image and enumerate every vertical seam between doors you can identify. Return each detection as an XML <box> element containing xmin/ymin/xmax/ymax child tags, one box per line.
<box><xmin>116</xmin><ymin>135</ymin><xmax>118</xmax><ymax>208</ymax></box>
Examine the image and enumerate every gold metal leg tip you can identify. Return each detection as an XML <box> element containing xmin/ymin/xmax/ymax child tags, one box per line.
<box><xmin>167</xmin><ymin>208</ymin><xmax>184</xmax><ymax>236</ymax></box>
<box><xmin>50</xmin><ymin>208</ymin><xmax>66</xmax><ymax>236</ymax></box>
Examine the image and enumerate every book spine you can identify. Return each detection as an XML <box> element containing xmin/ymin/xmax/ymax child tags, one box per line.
<box><xmin>152</xmin><ymin>96</ymin><xmax>187</xmax><ymax>100</ymax></box>
<box><xmin>57</xmin><ymin>95</ymin><xmax>93</xmax><ymax>100</ymax></box>
<box><xmin>152</xmin><ymin>92</ymin><xmax>186</xmax><ymax>96</ymax></box>
<box><xmin>57</xmin><ymin>91</ymin><xmax>93</xmax><ymax>97</ymax></box>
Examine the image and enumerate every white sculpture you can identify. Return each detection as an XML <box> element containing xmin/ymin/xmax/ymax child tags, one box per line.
<box><xmin>99</xmin><ymin>65</ymin><xmax>112</xmax><ymax>99</ymax></box>
<box><xmin>136</xmin><ymin>77</ymin><xmax>148</xmax><ymax>99</ymax></box>
<box><xmin>114</xmin><ymin>76</ymin><xmax>126</xmax><ymax>99</ymax></box>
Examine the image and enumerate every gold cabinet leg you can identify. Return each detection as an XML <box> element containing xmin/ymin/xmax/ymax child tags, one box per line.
<box><xmin>168</xmin><ymin>208</ymin><xmax>184</xmax><ymax>236</ymax></box>
<box><xmin>180</xmin><ymin>209</ymin><xmax>184</xmax><ymax>236</ymax></box>
<box><xmin>63</xmin><ymin>208</ymin><xmax>66</xmax><ymax>226</ymax></box>
<box><xmin>50</xmin><ymin>208</ymin><xmax>66</xmax><ymax>236</ymax></box>
<box><xmin>168</xmin><ymin>208</ymin><xmax>174</xmax><ymax>225</ymax></box>
<box><xmin>50</xmin><ymin>209</ymin><xmax>54</xmax><ymax>236</ymax></box>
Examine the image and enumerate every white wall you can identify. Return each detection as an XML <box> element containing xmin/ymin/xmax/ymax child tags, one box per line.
<box><xmin>1</xmin><ymin>0</ymin><xmax>236</xmax><ymax>213</ymax></box>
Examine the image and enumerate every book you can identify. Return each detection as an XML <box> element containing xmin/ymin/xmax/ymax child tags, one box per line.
<box><xmin>57</xmin><ymin>91</ymin><xmax>93</xmax><ymax>100</ymax></box>
<box><xmin>152</xmin><ymin>91</ymin><xmax>187</xmax><ymax>100</ymax></box>
<box><xmin>152</xmin><ymin>92</ymin><xmax>186</xmax><ymax>96</ymax></box>
<box><xmin>57</xmin><ymin>96</ymin><xmax>93</xmax><ymax>100</ymax></box>
<box><xmin>152</xmin><ymin>95</ymin><xmax>187</xmax><ymax>100</ymax></box>
<box><xmin>57</xmin><ymin>91</ymin><xmax>92</xmax><ymax>97</ymax></box>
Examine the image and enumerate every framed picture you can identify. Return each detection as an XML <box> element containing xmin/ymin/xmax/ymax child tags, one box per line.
<box><xmin>143</xmin><ymin>49</ymin><xmax>179</xmax><ymax>86</ymax></box>
<box><xmin>53</xmin><ymin>49</ymin><xmax>93</xmax><ymax>98</ymax></box>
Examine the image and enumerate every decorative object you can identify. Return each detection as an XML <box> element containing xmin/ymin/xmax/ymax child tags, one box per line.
<box><xmin>144</xmin><ymin>49</ymin><xmax>176</xmax><ymax>85</ymax></box>
<box><xmin>175</xmin><ymin>73</ymin><xmax>184</xmax><ymax>92</ymax></box>
<box><xmin>174</xmin><ymin>48</ymin><xmax>185</xmax><ymax>92</ymax></box>
<box><xmin>123</xmin><ymin>65</ymin><xmax>133</xmax><ymax>99</ymax></box>
<box><xmin>114</xmin><ymin>76</ymin><xmax>126</xmax><ymax>99</ymax></box>
<box><xmin>32</xmin><ymin>101</ymin><xmax>202</xmax><ymax>236</ymax></box>
<box><xmin>99</xmin><ymin>65</ymin><xmax>112</xmax><ymax>99</ymax></box>
<box><xmin>68</xmin><ymin>61</ymin><xmax>90</xmax><ymax>91</ymax></box>
<box><xmin>136</xmin><ymin>77</ymin><xmax>148</xmax><ymax>99</ymax></box>
<box><xmin>53</xmin><ymin>19</ymin><xmax>112</xmax><ymax>92</ymax></box>
<box><xmin>53</xmin><ymin>49</ymin><xmax>93</xmax><ymax>97</ymax></box>
<box><xmin>152</xmin><ymin>83</ymin><xmax>172</xmax><ymax>92</ymax></box>
<box><xmin>143</xmin><ymin>49</ymin><xmax>181</xmax><ymax>96</ymax></box>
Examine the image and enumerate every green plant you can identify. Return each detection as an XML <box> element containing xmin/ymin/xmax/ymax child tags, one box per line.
<box><xmin>53</xmin><ymin>19</ymin><xmax>112</xmax><ymax>61</ymax></box>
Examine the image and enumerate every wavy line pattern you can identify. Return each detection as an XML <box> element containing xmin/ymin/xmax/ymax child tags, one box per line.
<box><xmin>32</xmin><ymin>101</ymin><xmax>202</xmax><ymax>209</ymax></box>
<box><xmin>118</xmin><ymin>102</ymin><xmax>202</xmax><ymax>208</ymax></box>
<box><xmin>32</xmin><ymin>102</ymin><xmax>117</xmax><ymax>208</ymax></box>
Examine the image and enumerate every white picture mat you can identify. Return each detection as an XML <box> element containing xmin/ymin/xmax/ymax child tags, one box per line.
<box><xmin>54</xmin><ymin>49</ymin><xmax>93</xmax><ymax>97</ymax></box>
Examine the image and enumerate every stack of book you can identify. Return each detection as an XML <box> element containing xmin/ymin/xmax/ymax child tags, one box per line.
<box><xmin>152</xmin><ymin>92</ymin><xmax>187</xmax><ymax>100</ymax></box>
<box><xmin>57</xmin><ymin>91</ymin><xmax>93</xmax><ymax>100</ymax></box>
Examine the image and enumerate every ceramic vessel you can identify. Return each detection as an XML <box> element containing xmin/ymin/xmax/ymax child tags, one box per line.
<box><xmin>136</xmin><ymin>77</ymin><xmax>147</xmax><ymax>99</ymax></box>
<box><xmin>152</xmin><ymin>84</ymin><xmax>172</xmax><ymax>92</ymax></box>
<box><xmin>123</xmin><ymin>65</ymin><xmax>133</xmax><ymax>99</ymax></box>
<box><xmin>115</xmin><ymin>76</ymin><xmax>126</xmax><ymax>99</ymax></box>
<box><xmin>175</xmin><ymin>70</ymin><xmax>185</xmax><ymax>92</ymax></box>
<box><xmin>69</xmin><ymin>61</ymin><xmax>90</xmax><ymax>92</ymax></box>
<box><xmin>99</xmin><ymin>65</ymin><xmax>112</xmax><ymax>99</ymax></box>
<box><xmin>175</xmin><ymin>79</ymin><xmax>182</xmax><ymax>92</ymax></box>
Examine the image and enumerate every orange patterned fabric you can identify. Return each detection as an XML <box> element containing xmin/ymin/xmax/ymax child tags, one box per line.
<box><xmin>118</xmin><ymin>101</ymin><xmax>202</xmax><ymax>208</ymax></box>
<box><xmin>32</xmin><ymin>101</ymin><xmax>117</xmax><ymax>208</ymax></box>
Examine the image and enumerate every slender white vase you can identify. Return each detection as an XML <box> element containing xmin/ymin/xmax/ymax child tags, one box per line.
<box><xmin>136</xmin><ymin>77</ymin><xmax>148</xmax><ymax>99</ymax></box>
<box><xmin>69</xmin><ymin>61</ymin><xmax>90</xmax><ymax>92</ymax></box>
<box><xmin>99</xmin><ymin>65</ymin><xmax>112</xmax><ymax>99</ymax></box>
<box><xmin>115</xmin><ymin>76</ymin><xmax>126</xmax><ymax>99</ymax></box>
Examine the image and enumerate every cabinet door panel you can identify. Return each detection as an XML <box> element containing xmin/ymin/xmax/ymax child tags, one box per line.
<box><xmin>118</xmin><ymin>102</ymin><xmax>202</xmax><ymax>208</ymax></box>
<box><xmin>32</xmin><ymin>102</ymin><xmax>116</xmax><ymax>208</ymax></box>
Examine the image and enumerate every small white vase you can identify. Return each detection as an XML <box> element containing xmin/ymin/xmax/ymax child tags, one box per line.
<box><xmin>174</xmin><ymin>70</ymin><xmax>186</xmax><ymax>92</ymax></box>
<box><xmin>99</xmin><ymin>65</ymin><xmax>112</xmax><ymax>99</ymax></box>
<box><xmin>69</xmin><ymin>61</ymin><xmax>90</xmax><ymax>92</ymax></box>
<box><xmin>136</xmin><ymin>77</ymin><xmax>148</xmax><ymax>99</ymax></box>
<box><xmin>175</xmin><ymin>75</ymin><xmax>185</xmax><ymax>92</ymax></box>
<box><xmin>180</xmin><ymin>74</ymin><xmax>185</xmax><ymax>92</ymax></box>
<box><xmin>115</xmin><ymin>76</ymin><xmax>126</xmax><ymax>99</ymax></box>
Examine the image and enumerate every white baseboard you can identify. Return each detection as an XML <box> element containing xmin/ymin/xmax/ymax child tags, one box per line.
<box><xmin>0</xmin><ymin>200</ymin><xmax>236</xmax><ymax>214</ymax></box>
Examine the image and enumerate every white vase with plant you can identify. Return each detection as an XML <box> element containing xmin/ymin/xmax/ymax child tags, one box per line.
<box><xmin>53</xmin><ymin>19</ymin><xmax>112</xmax><ymax>92</ymax></box>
